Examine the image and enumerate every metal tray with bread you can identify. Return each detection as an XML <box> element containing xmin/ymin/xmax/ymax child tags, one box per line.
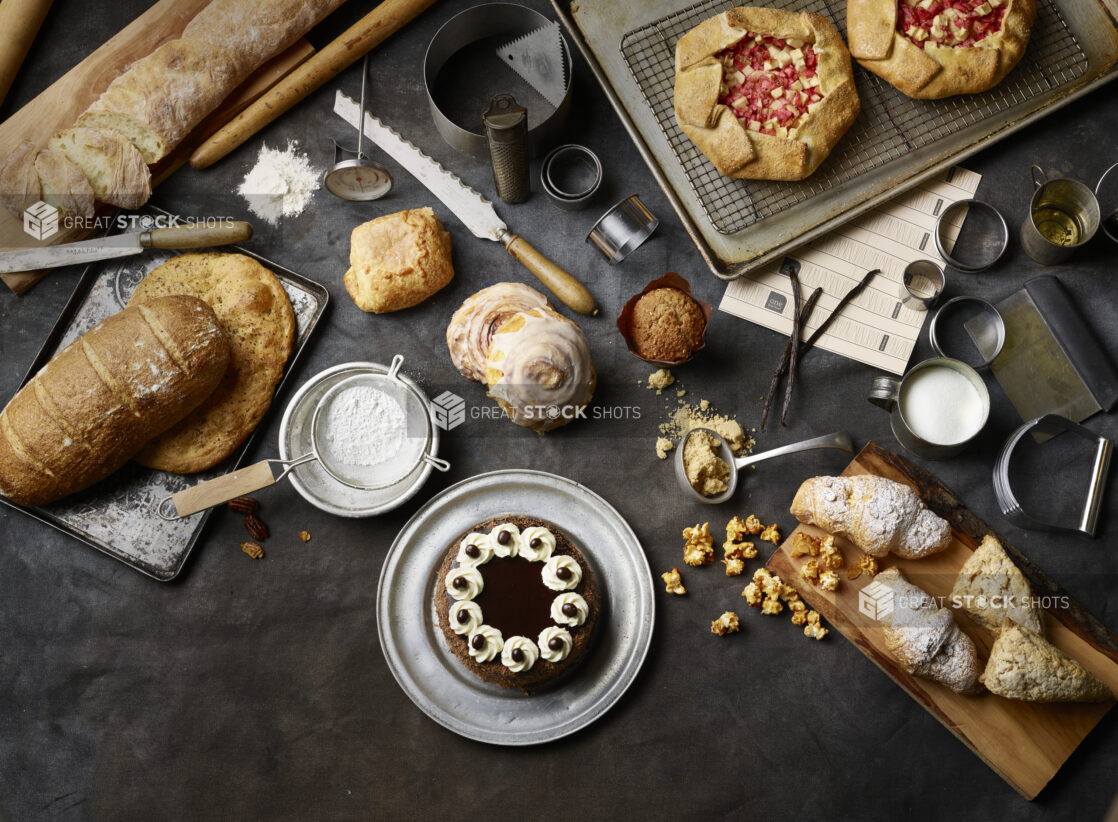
<box><xmin>0</xmin><ymin>207</ymin><xmax>329</xmax><ymax>581</ymax></box>
<box><xmin>554</xmin><ymin>0</ymin><xmax>1118</xmax><ymax>279</ymax></box>
<box><xmin>767</xmin><ymin>441</ymin><xmax>1118</xmax><ymax>800</ymax></box>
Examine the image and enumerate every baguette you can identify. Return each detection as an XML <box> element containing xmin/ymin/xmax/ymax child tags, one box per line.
<box><xmin>0</xmin><ymin>138</ymin><xmax>41</xmax><ymax>216</ymax></box>
<box><xmin>790</xmin><ymin>475</ymin><xmax>952</xmax><ymax>559</ymax></box>
<box><xmin>46</xmin><ymin>126</ymin><xmax>151</xmax><ymax>210</ymax></box>
<box><xmin>183</xmin><ymin>0</ymin><xmax>346</xmax><ymax>68</ymax></box>
<box><xmin>34</xmin><ymin>148</ymin><xmax>95</xmax><ymax>220</ymax></box>
<box><xmin>0</xmin><ymin>296</ymin><xmax>230</xmax><ymax>507</ymax></box>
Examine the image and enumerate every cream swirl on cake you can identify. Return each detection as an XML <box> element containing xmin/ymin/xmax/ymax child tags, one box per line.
<box><xmin>456</xmin><ymin>532</ymin><xmax>494</xmax><ymax>565</ymax></box>
<box><xmin>484</xmin><ymin>308</ymin><xmax>596</xmax><ymax>433</ymax></box>
<box><xmin>538</xmin><ymin>626</ymin><xmax>573</xmax><ymax>662</ymax></box>
<box><xmin>448</xmin><ymin>601</ymin><xmax>482</xmax><ymax>636</ymax></box>
<box><xmin>519</xmin><ymin>526</ymin><xmax>556</xmax><ymax>562</ymax></box>
<box><xmin>488</xmin><ymin>523</ymin><xmax>521</xmax><ymax>558</ymax></box>
<box><xmin>446</xmin><ymin>283</ymin><xmax>552</xmax><ymax>383</ymax></box>
<box><xmin>445</xmin><ymin>565</ymin><xmax>483</xmax><ymax>601</ymax></box>
<box><xmin>501</xmin><ymin>636</ymin><xmax>539</xmax><ymax>672</ymax></box>
<box><xmin>542</xmin><ymin>554</ymin><xmax>581</xmax><ymax>591</ymax></box>
<box><xmin>468</xmin><ymin>625</ymin><xmax>503</xmax><ymax>662</ymax></box>
<box><xmin>551</xmin><ymin>592</ymin><xmax>589</xmax><ymax>627</ymax></box>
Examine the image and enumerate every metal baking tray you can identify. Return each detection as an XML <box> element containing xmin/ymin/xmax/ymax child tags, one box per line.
<box><xmin>554</xmin><ymin>0</ymin><xmax>1118</xmax><ymax>279</ymax></box>
<box><xmin>0</xmin><ymin>207</ymin><xmax>329</xmax><ymax>581</ymax></box>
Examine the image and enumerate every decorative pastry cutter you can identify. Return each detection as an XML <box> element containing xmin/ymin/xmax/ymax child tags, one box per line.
<box><xmin>496</xmin><ymin>21</ymin><xmax>568</xmax><ymax>109</ymax></box>
<box><xmin>993</xmin><ymin>415</ymin><xmax>1112</xmax><ymax>536</ymax></box>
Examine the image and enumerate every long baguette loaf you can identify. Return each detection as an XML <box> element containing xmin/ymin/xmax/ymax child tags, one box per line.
<box><xmin>0</xmin><ymin>295</ymin><xmax>230</xmax><ymax>507</ymax></box>
<box><xmin>790</xmin><ymin>475</ymin><xmax>952</xmax><ymax>559</ymax></box>
<box><xmin>47</xmin><ymin>126</ymin><xmax>151</xmax><ymax>210</ymax></box>
<box><xmin>183</xmin><ymin>0</ymin><xmax>346</xmax><ymax>68</ymax></box>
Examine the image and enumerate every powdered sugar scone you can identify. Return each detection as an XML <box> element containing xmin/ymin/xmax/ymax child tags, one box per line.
<box><xmin>446</xmin><ymin>283</ymin><xmax>551</xmax><ymax>383</ymax></box>
<box><xmin>484</xmin><ymin>308</ymin><xmax>596</xmax><ymax>433</ymax></box>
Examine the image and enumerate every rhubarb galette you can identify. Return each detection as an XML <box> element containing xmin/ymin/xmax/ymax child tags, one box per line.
<box><xmin>673</xmin><ymin>7</ymin><xmax>860</xmax><ymax>181</ymax></box>
<box><xmin>847</xmin><ymin>0</ymin><xmax>1036</xmax><ymax>98</ymax></box>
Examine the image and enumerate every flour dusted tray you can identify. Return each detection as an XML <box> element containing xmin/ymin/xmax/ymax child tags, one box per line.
<box><xmin>0</xmin><ymin>208</ymin><xmax>329</xmax><ymax>580</ymax></box>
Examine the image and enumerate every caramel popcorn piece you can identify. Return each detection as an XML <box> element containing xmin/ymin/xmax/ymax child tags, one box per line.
<box><xmin>847</xmin><ymin>554</ymin><xmax>880</xmax><ymax>580</ymax></box>
<box><xmin>241</xmin><ymin>541</ymin><xmax>264</xmax><ymax>559</ymax></box>
<box><xmin>761</xmin><ymin>596</ymin><xmax>783</xmax><ymax>616</ymax></box>
<box><xmin>799</xmin><ymin>558</ymin><xmax>820</xmax><ymax>584</ymax></box>
<box><xmin>818</xmin><ymin>536</ymin><xmax>843</xmax><ymax>569</ymax></box>
<box><xmin>819</xmin><ymin>570</ymin><xmax>839</xmax><ymax>592</ymax></box>
<box><xmin>742</xmin><ymin>582</ymin><xmax>764</xmax><ymax>607</ymax></box>
<box><xmin>661</xmin><ymin>567</ymin><xmax>686</xmax><ymax>595</ymax></box>
<box><xmin>722</xmin><ymin>540</ymin><xmax>757</xmax><ymax>574</ymax></box>
<box><xmin>723</xmin><ymin>556</ymin><xmax>745</xmax><ymax>577</ymax></box>
<box><xmin>744</xmin><ymin>515</ymin><xmax>764</xmax><ymax>535</ymax></box>
<box><xmin>711</xmin><ymin>611</ymin><xmax>741</xmax><ymax>636</ymax></box>
<box><xmin>760</xmin><ymin>575</ymin><xmax>783</xmax><ymax>601</ymax></box>
<box><xmin>298</xmin><ymin>530</ymin><xmax>311</xmax><ymax>543</ymax></box>
<box><xmin>726</xmin><ymin>516</ymin><xmax>750</xmax><ymax>543</ymax></box>
<box><xmin>789</xmin><ymin>599</ymin><xmax>809</xmax><ymax>626</ymax></box>
<box><xmin>759</xmin><ymin>523</ymin><xmax>782</xmax><ymax>545</ymax></box>
<box><xmin>682</xmin><ymin>522</ymin><xmax>715</xmax><ymax>566</ymax></box>
<box><xmin>790</xmin><ymin>532</ymin><xmax>819</xmax><ymax>558</ymax></box>
<box><xmin>804</xmin><ymin>611</ymin><xmax>829</xmax><ymax>640</ymax></box>
<box><xmin>779</xmin><ymin>583</ymin><xmax>800</xmax><ymax>603</ymax></box>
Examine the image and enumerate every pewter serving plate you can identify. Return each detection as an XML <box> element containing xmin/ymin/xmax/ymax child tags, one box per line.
<box><xmin>377</xmin><ymin>470</ymin><xmax>654</xmax><ymax>745</ymax></box>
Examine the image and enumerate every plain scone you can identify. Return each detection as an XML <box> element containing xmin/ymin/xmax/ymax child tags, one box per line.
<box><xmin>791</xmin><ymin>475</ymin><xmax>952</xmax><ymax>559</ymax></box>
<box><xmin>0</xmin><ymin>296</ymin><xmax>230</xmax><ymax>507</ymax></box>
<box><xmin>950</xmin><ymin>535</ymin><xmax>1043</xmax><ymax>634</ymax></box>
<box><xmin>982</xmin><ymin>623</ymin><xmax>1112</xmax><ymax>703</ymax></box>
<box><xmin>875</xmin><ymin>567</ymin><xmax>981</xmax><ymax>694</ymax></box>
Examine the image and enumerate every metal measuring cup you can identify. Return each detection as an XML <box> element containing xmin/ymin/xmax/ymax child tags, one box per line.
<box><xmin>675</xmin><ymin>429</ymin><xmax>853</xmax><ymax>504</ymax></box>
<box><xmin>1021</xmin><ymin>165</ymin><xmax>1100</xmax><ymax>265</ymax></box>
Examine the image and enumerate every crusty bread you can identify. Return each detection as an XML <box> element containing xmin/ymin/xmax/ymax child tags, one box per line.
<box><xmin>0</xmin><ymin>139</ymin><xmax>41</xmax><ymax>217</ymax></box>
<box><xmin>34</xmin><ymin>148</ymin><xmax>95</xmax><ymax>220</ymax></box>
<box><xmin>0</xmin><ymin>296</ymin><xmax>230</xmax><ymax>507</ymax></box>
<box><xmin>790</xmin><ymin>475</ymin><xmax>952</xmax><ymax>559</ymax></box>
<box><xmin>127</xmin><ymin>252</ymin><xmax>295</xmax><ymax>473</ymax></box>
<box><xmin>950</xmin><ymin>535</ymin><xmax>1043</xmax><ymax>634</ymax></box>
<box><xmin>46</xmin><ymin>127</ymin><xmax>151</xmax><ymax>210</ymax></box>
<box><xmin>982</xmin><ymin>622</ymin><xmax>1112</xmax><ymax>703</ymax></box>
<box><xmin>77</xmin><ymin>39</ymin><xmax>249</xmax><ymax>164</ymax></box>
<box><xmin>184</xmin><ymin>0</ymin><xmax>345</xmax><ymax>70</ymax></box>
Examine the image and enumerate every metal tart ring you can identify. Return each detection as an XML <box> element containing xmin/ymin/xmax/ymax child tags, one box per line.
<box><xmin>934</xmin><ymin>199</ymin><xmax>1009</xmax><ymax>273</ymax></box>
<box><xmin>928</xmin><ymin>295</ymin><xmax>1005</xmax><ymax>368</ymax></box>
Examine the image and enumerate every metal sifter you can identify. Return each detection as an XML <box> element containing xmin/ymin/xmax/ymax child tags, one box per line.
<box><xmin>158</xmin><ymin>356</ymin><xmax>449</xmax><ymax>519</ymax></box>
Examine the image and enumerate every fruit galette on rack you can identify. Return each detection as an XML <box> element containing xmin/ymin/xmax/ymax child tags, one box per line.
<box><xmin>673</xmin><ymin>7</ymin><xmax>860</xmax><ymax>181</ymax></box>
<box><xmin>847</xmin><ymin>0</ymin><xmax>1037</xmax><ymax>98</ymax></box>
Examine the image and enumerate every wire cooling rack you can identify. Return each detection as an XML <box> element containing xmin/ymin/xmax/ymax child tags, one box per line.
<box><xmin>621</xmin><ymin>0</ymin><xmax>1088</xmax><ymax>235</ymax></box>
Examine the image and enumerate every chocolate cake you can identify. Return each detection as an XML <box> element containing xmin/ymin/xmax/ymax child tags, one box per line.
<box><xmin>435</xmin><ymin>515</ymin><xmax>600</xmax><ymax>693</ymax></box>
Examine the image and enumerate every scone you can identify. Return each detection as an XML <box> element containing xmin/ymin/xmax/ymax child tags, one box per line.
<box><xmin>950</xmin><ymin>535</ymin><xmax>1042</xmax><ymax>634</ymax></box>
<box><xmin>127</xmin><ymin>252</ymin><xmax>295</xmax><ymax>473</ymax></box>
<box><xmin>343</xmin><ymin>207</ymin><xmax>454</xmax><ymax>313</ymax></box>
<box><xmin>982</xmin><ymin>622</ymin><xmax>1112</xmax><ymax>703</ymax></box>
<box><xmin>435</xmin><ymin>515</ymin><xmax>600</xmax><ymax>693</ymax></box>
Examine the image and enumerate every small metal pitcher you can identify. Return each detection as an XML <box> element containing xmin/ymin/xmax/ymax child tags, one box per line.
<box><xmin>1021</xmin><ymin>165</ymin><xmax>1100</xmax><ymax>265</ymax></box>
<box><xmin>868</xmin><ymin>358</ymin><xmax>990</xmax><ymax>460</ymax></box>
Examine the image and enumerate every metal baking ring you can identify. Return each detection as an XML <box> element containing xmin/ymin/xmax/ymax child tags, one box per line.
<box><xmin>586</xmin><ymin>194</ymin><xmax>660</xmax><ymax>264</ymax></box>
<box><xmin>928</xmin><ymin>295</ymin><xmax>1005</xmax><ymax>368</ymax></box>
<box><xmin>423</xmin><ymin>4</ymin><xmax>572</xmax><ymax>160</ymax></box>
<box><xmin>541</xmin><ymin>144</ymin><xmax>602</xmax><ymax>209</ymax></box>
<box><xmin>900</xmin><ymin>259</ymin><xmax>945</xmax><ymax>311</ymax></box>
<box><xmin>934</xmin><ymin>199</ymin><xmax>1009</xmax><ymax>273</ymax></box>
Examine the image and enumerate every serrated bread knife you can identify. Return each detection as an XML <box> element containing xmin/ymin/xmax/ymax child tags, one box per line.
<box><xmin>333</xmin><ymin>91</ymin><xmax>598</xmax><ymax>316</ymax></box>
<box><xmin>0</xmin><ymin>220</ymin><xmax>253</xmax><ymax>274</ymax></box>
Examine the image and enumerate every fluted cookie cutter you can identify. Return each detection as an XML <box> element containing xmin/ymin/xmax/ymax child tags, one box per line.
<box><xmin>994</xmin><ymin>414</ymin><xmax>1112</xmax><ymax>537</ymax></box>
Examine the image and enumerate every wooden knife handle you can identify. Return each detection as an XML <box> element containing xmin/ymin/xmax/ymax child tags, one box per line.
<box><xmin>0</xmin><ymin>0</ymin><xmax>53</xmax><ymax>110</ymax></box>
<box><xmin>170</xmin><ymin>461</ymin><xmax>277</xmax><ymax>518</ymax></box>
<box><xmin>504</xmin><ymin>234</ymin><xmax>599</xmax><ymax>316</ymax></box>
<box><xmin>145</xmin><ymin>220</ymin><xmax>253</xmax><ymax>249</ymax></box>
<box><xmin>190</xmin><ymin>0</ymin><xmax>439</xmax><ymax>169</ymax></box>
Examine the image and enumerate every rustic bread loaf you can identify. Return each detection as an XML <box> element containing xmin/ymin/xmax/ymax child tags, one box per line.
<box><xmin>183</xmin><ymin>0</ymin><xmax>345</xmax><ymax>68</ymax></box>
<box><xmin>0</xmin><ymin>296</ymin><xmax>230</xmax><ymax>507</ymax></box>
<box><xmin>34</xmin><ymin>148</ymin><xmax>95</xmax><ymax>220</ymax></box>
<box><xmin>0</xmin><ymin>139</ymin><xmax>41</xmax><ymax>216</ymax></box>
<box><xmin>47</xmin><ymin>126</ymin><xmax>151</xmax><ymax>210</ymax></box>
<box><xmin>76</xmin><ymin>39</ymin><xmax>249</xmax><ymax>164</ymax></box>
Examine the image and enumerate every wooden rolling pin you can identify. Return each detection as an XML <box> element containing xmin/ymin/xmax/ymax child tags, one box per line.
<box><xmin>0</xmin><ymin>0</ymin><xmax>54</xmax><ymax>110</ymax></box>
<box><xmin>190</xmin><ymin>0</ymin><xmax>439</xmax><ymax>169</ymax></box>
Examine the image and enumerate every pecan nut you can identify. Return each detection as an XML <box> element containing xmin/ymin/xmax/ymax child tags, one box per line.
<box><xmin>244</xmin><ymin>514</ymin><xmax>269</xmax><ymax>541</ymax></box>
<box><xmin>228</xmin><ymin>496</ymin><xmax>259</xmax><ymax>514</ymax></box>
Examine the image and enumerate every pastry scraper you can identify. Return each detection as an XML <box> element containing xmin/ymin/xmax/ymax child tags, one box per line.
<box><xmin>496</xmin><ymin>22</ymin><xmax>568</xmax><ymax>109</ymax></box>
<box><xmin>965</xmin><ymin>275</ymin><xmax>1118</xmax><ymax>426</ymax></box>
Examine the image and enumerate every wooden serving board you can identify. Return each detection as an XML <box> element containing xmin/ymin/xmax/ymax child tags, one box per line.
<box><xmin>0</xmin><ymin>0</ymin><xmax>314</xmax><ymax>295</ymax></box>
<box><xmin>767</xmin><ymin>442</ymin><xmax>1118</xmax><ymax>800</ymax></box>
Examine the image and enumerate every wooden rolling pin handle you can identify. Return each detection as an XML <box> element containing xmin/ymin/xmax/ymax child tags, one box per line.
<box><xmin>0</xmin><ymin>0</ymin><xmax>53</xmax><ymax>109</ymax></box>
<box><xmin>503</xmin><ymin>233</ymin><xmax>599</xmax><ymax>316</ymax></box>
<box><xmin>145</xmin><ymin>220</ymin><xmax>253</xmax><ymax>249</ymax></box>
<box><xmin>170</xmin><ymin>461</ymin><xmax>278</xmax><ymax>518</ymax></box>
<box><xmin>190</xmin><ymin>0</ymin><xmax>439</xmax><ymax>169</ymax></box>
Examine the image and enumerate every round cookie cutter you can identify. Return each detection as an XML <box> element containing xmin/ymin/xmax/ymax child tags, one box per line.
<box><xmin>900</xmin><ymin>259</ymin><xmax>946</xmax><ymax>311</ymax></box>
<box><xmin>587</xmin><ymin>194</ymin><xmax>660</xmax><ymax>263</ymax></box>
<box><xmin>423</xmin><ymin>4</ymin><xmax>572</xmax><ymax>160</ymax></box>
<box><xmin>541</xmin><ymin>144</ymin><xmax>602</xmax><ymax>209</ymax></box>
<box><xmin>929</xmin><ymin>295</ymin><xmax>1006</xmax><ymax>369</ymax></box>
<box><xmin>934</xmin><ymin>199</ymin><xmax>1009</xmax><ymax>273</ymax></box>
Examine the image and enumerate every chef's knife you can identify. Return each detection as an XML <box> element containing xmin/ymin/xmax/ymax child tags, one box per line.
<box><xmin>0</xmin><ymin>220</ymin><xmax>253</xmax><ymax>274</ymax></box>
<box><xmin>333</xmin><ymin>91</ymin><xmax>598</xmax><ymax>316</ymax></box>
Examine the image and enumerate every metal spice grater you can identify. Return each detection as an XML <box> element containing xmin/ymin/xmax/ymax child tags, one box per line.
<box><xmin>483</xmin><ymin>94</ymin><xmax>530</xmax><ymax>204</ymax></box>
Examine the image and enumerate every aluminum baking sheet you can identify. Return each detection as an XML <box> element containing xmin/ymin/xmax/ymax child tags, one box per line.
<box><xmin>556</xmin><ymin>0</ymin><xmax>1118</xmax><ymax>278</ymax></box>
<box><xmin>377</xmin><ymin>469</ymin><xmax>654</xmax><ymax>745</ymax></box>
<box><xmin>1</xmin><ymin>208</ymin><xmax>329</xmax><ymax>581</ymax></box>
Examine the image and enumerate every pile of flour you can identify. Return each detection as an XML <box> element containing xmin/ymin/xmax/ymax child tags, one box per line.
<box><xmin>237</xmin><ymin>141</ymin><xmax>319</xmax><ymax>225</ymax></box>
